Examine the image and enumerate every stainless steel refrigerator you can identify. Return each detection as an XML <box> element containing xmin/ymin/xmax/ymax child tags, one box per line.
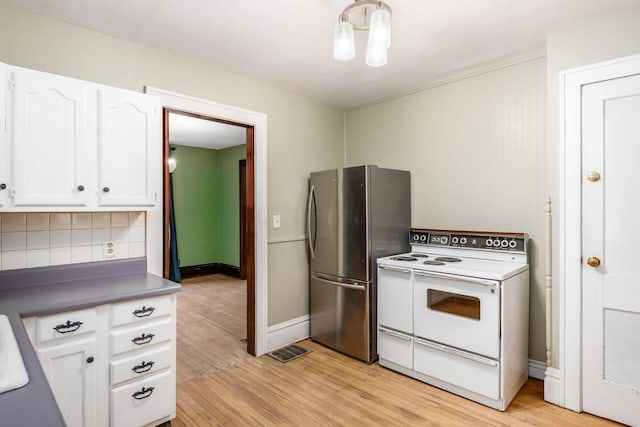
<box><xmin>307</xmin><ymin>165</ymin><xmax>410</xmax><ymax>363</ymax></box>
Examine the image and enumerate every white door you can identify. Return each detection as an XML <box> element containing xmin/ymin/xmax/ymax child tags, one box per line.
<box><xmin>0</xmin><ymin>62</ymin><xmax>7</xmax><ymax>208</ymax></box>
<box><xmin>9</xmin><ymin>67</ymin><xmax>93</xmax><ymax>207</ymax></box>
<box><xmin>37</xmin><ymin>336</ymin><xmax>97</xmax><ymax>427</ymax></box>
<box><xmin>97</xmin><ymin>88</ymin><xmax>160</xmax><ymax>207</ymax></box>
<box><xmin>581</xmin><ymin>72</ymin><xmax>640</xmax><ymax>426</ymax></box>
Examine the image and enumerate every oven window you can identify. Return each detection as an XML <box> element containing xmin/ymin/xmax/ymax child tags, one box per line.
<box><xmin>427</xmin><ymin>289</ymin><xmax>480</xmax><ymax>320</ymax></box>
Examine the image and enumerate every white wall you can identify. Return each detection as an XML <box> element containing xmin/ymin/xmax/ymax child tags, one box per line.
<box><xmin>546</xmin><ymin>4</ymin><xmax>640</xmax><ymax>367</ymax></box>
<box><xmin>0</xmin><ymin>5</ymin><xmax>345</xmax><ymax>326</ymax></box>
<box><xmin>347</xmin><ymin>56</ymin><xmax>548</xmax><ymax>361</ymax></box>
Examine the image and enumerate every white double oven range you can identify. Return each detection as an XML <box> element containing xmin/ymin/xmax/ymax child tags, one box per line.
<box><xmin>376</xmin><ymin>228</ymin><xmax>529</xmax><ymax>411</ymax></box>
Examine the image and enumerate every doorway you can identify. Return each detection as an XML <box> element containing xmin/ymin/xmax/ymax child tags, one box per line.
<box><xmin>162</xmin><ymin>108</ymin><xmax>257</xmax><ymax>355</ymax></box>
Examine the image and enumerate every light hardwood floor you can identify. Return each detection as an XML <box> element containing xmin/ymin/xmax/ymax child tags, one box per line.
<box><xmin>173</xmin><ymin>274</ymin><xmax>618</xmax><ymax>426</ymax></box>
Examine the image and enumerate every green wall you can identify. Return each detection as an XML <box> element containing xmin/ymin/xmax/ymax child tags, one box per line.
<box><xmin>172</xmin><ymin>144</ymin><xmax>246</xmax><ymax>268</ymax></box>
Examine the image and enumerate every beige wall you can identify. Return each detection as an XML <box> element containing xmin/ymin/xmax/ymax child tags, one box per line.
<box><xmin>0</xmin><ymin>5</ymin><xmax>345</xmax><ymax>326</ymax></box>
<box><xmin>546</xmin><ymin>4</ymin><xmax>640</xmax><ymax>367</ymax></box>
<box><xmin>347</xmin><ymin>57</ymin><xmax>548</xmax><ymax>362</ymax></box>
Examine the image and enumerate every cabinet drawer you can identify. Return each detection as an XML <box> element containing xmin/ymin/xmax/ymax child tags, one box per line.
<box><xmin>378</xmin><ymin>327</ymin><xmax>413</xmax><ymax>369</ymax></box>
<box><xmin>111</xmin><ymin>296</ymin><xmax>172</xmax><ymax>327</ymax></box>
<box><xmin>111</xmin><ymin>369</ymin><xmax>172</xmax><ymax>427</ymax></box>
<box><xmin>36</xmin><ymin>308</ymin><xmax>97</xmax><ymax>344</ymax></box>
<box><xmin>110</xmin><ymin>318</ymin><xmax>173</xmax><ymax>356</ymax></box>
<box><xmin>110</xmin><ymin>344</ymin><xmax>172</xmax><ymax>386</ymax></box>
<box><xmin>414</xmin><ymin>338</ymin><xmax>500</xmax><ymax>400</ymax></box>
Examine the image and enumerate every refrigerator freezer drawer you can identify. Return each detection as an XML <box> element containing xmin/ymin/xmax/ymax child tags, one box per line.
<box><xmin>309</xmin><ymin>274</ymin><xmax>371</xmax><ymax>362</ymax></box>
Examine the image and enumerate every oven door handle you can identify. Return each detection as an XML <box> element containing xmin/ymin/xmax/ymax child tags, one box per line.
<box><xmin>413</xmin><ymin>271</ymin><xmax>498</xmax><ymax>289</ymax></box>
<box><xmin>378</xmin><ymin>265</ymin><xmax>411</xmax><ymax>274</ymax></box>
<box><xmin>414</xmin><ymin>338</ymin><xmax>498</xmax><ymax>367</ymax></box>
<box><xmin>379</xmin><ymin>327</ymin><xmax>412</xmax><ymax>341</ymax></box>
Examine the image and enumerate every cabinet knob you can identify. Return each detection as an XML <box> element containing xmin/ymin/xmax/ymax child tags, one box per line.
<box><xmin>86</xmin><ymin>356</ymin><xmax>94</xmax><ymax>364</ymax></box>
<box><xmin>102</xmin><ymin>187</ymin><xmax>110</xmax><ymax>193</ymax></box>
<box><xmin>0</xmin><ymin>183</ymin><xmax>6</xmax><ymax>190</ymax></box>
<box><xmin>77</xmin><ymin>185</ymin><xmax>85</xmax><ymax>192</ymax></box>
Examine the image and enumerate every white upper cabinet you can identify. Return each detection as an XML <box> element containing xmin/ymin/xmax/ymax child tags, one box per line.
<box><xmin>98</xmin><ymin>88</ymin><xmax>160</xmax><ymax>208</ymax></box>
<box><xmin>0</xmin><ymin>63</ymin><xmax>7</xmax><ymax>208</ymax></box>
<box><xmin>9</xmin><ymin>66</ymin><xmax>94</xmax><ymax>208</ymax></box>
<box><xmin>2</xmin><ymin>63</ymin><xmax>161</xmax><ymax>211</ymax></box>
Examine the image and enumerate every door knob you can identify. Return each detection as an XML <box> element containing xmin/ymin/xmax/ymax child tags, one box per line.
<box><xmin>587</xmin><ymin>171</ymin><xmax>601</xmax><ymax>182</ymax></box>
<box><xmin>587</xmin><ymin>257</ymin><xmax>601</xmax><ymax>267</ymax></box>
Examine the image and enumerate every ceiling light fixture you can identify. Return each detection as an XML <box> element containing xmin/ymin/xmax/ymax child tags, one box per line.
<box><xmin>333</xmin><ymin>0</ymin><xmax>392</xmax><ymax>67</ymax></box>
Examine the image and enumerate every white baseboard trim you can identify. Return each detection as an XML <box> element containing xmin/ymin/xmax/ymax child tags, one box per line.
<box><xmin>543</xmin><ymin>367</ymin><xmax>564</xmax><ymax>406</ymax></box>
<box><xmin>266</xmin><ymin>314</ymin><xmax>310</xmax><ymax>352</ymax></box>
<box><xmin>528</xmin><ymin>359</ymin><xmax>548</xmax><ymax>380</ymax></box>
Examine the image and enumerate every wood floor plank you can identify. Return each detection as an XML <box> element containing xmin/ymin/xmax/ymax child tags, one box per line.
<box><xmin>174</xmin><ymin>274</ymin><xmax>619</xmax><ymax>426</ymax></box>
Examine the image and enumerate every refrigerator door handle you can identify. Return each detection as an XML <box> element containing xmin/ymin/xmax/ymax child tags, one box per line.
<box><xmin>307</xmin><ymin>184</ymin><xmax>317</xmax><ymax>259</ymax></box>
<box><xmin>313</xmin><ymin>275</ymin><xmax>367</xmax><ymax>291</ymax></box>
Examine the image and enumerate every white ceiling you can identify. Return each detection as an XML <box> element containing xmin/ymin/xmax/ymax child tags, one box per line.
<box><xmin>6</xmin><ymin>0</ymin><xmax>638</xmax><ymax>108</ymax></box>
<box><xmin>168</xmin><ymin>113</ymin><xmax>245</xmax><ymax>150</ymax></box>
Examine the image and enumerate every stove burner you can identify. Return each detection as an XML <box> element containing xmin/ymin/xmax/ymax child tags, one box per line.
<box><xmin>410</xmin><ymin>253</ymin><xmax>429</xmax><ymax>258</ymax></box>
<box><xmin>423</xmin><ymin>260</ymin><xmax>446</xmax><ymax>266</ymax></box>
<box><xmin>392</xmin><ymin>256</ymin><xmax>418</xmax><ymax>261</ymax></box>
<box><xmin>435</xmin><ymin>257</ymin><xmax>462</xmax><ymax>263</ymax></box>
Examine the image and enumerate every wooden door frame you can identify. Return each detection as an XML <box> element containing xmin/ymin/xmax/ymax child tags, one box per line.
<box><xmin>161</xmin><ymin>107</ymin><xmax>257</xmax><ymax>356</ymax></box>
<box><xmin>549</xmin><ymin>52</ymin><xmax>640</xmax><ymax>411</ymax></box>
<box><xmin>239</xmin><ymin>159</ymin><xmax>247</xmax><ymax>280</ymax></box>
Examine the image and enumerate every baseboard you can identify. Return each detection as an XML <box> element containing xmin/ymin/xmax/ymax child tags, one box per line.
<box><xmin>528</xmin><ymin>359</ymin><xmax>547</xmax><ymax>380</ymax></box>
<box><xmin>180</xmin><ymin>262</ymin><xmax>241</xmax><ymax>279</ymax></box>
<box><xmin>544</xmin><ymin>367</ymin><xmax>564</xmax><ymax>406</ymax></box>
<box><xmin>219</xmin><ymin>263</ymin><xmax>241</xmax><ymax>278</ymax></box>
<box><xmin>266</xmin><ymin>315</ymin><xmax>310</xmax><ymax>352</ymax></box>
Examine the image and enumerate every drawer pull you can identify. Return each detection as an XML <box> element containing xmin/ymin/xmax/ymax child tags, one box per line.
<box><xmin>132</xmin><ymin>360</ymin><xmax>155</xmax><ymax>374</ymax></box>
<box><xmin>132</xmin><ymin>306</ymin><xmax>156</xmax><ymax>318</ymax></box>
<box><xmin>53</xmin><ymin>320</ymin><xmax>84</xmax><ymax>334</ymax></box>
<box><xmin>132</xmin><ymin>333</ymin><xmax>155</xmax><ymax>345</ymax></box>
<box><xmin>132</xmin><ymin>386</ymin><xmax>155</xmax><ymax>400</ymax></box>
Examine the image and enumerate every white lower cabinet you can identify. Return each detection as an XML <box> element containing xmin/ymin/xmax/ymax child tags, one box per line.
<box><xmin>22</xmin><ymin>294</ymin><xmax>177</xmax><ymax>427</ymax></box>
<box><xmin>36</xmin><ymin>335</ymin><xmax>98</xmax><ymax>427</ymax></box>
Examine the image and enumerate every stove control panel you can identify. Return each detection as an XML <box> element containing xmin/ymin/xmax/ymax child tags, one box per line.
<box><xmin>410</xmin><ymin>229</ymin><xmax>527</xmax><ymax>253</ymax></box>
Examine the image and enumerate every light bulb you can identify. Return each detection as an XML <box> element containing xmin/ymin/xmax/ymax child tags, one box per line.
<box><xmin>366</xmin><ymin>42</ymin><xmax>387</xmax><ymax>67</ymax></box>
<box><xmin>368</xmin><ymin>8</ymin><xmax>391</xmax><ymax>49</ymax></box>
<box><xmin>333</xmin><ymin>21</ymin><xmax>355</xmax><ymax>60</ymax></box>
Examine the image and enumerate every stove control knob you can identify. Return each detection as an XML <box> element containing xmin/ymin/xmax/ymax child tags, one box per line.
<box><xmin>441</xmin><ymin>236</ymin><xmax>448</xmax><ymax>244</ymax></box>
<box><xmin>420</xmin><ymin>235</ymin><xmax>427</xmax><ymax>242</ymax></box>
<box><xmin>413</xmin><ymin>234</ymin><xmax>420</xmax><ymax>241</ymax></box>
<box><xmin>486</xmin><ymin>239</ymin><xmax>493</xmax><ymax>247</ymax></box>
<box><xmin>460</xmin><ymin>237</ymin><xmax>467</xmax><ymax>245</ymax></box>
<box><xmin>508</xmin><ymin>240</ymin><xmax>517</xmax><ymax>248</ymax></box>
<box><xmin>451</xmin><ymin>237</ymin><xmax>459</xmax><ymax>244</ymax></box>
<box><xmin>500</xmin><ymin>240</ymin><xmax>509</xmax><ymax>248</ymax></box>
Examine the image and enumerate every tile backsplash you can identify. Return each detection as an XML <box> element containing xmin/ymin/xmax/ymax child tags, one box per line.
<box><xmin>0</xmin><ymin>212</ymin><xmax>146</xmax><ymax>271</ymax></box>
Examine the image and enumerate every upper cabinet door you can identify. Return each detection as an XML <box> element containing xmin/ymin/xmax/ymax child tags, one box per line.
<box><xmin>9</xmin><ymin>67</ymin><xmax>94</xmax><ymax>207</ymax></box>
<box><xmin>0</xmin><ymin>63</ymin><xmax>7</xmax><ymax>209</ymax></box>
<box><xmin>97</xmin><ymin>88</ymin><xmax>160</xmax><ymax>208</ymax></box>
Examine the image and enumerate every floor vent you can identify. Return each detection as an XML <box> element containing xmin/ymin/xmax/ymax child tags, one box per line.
<box><xmin>267</xmin><ymin>344</ymin><xmax>311</xmax><ymax>363</ymax></box>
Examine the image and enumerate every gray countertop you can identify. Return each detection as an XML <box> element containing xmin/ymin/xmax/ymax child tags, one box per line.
<box><xmin>0</xmin><ymin>258</ymin><xmax>181</xmax><ymax>427</ymax></box>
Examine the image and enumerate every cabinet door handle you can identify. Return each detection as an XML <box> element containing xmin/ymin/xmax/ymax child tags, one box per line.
<box><xmin>102</xmin><ymin>186</ymin><xmax>110</xmax><ymax>193</ymax></box>
<box><xmin>53</xmin><ymin>320</ymin><xmax>84</xmax><ymax>334</ymax></box>
<box><xmin>132</xmin><ymin>306</ymin><xmax>155</xmax><ymax>318</ymax></box>
<box><xmin>132</xmin><ymin>386</ymin><xmax>155</xmax><ymax>400</ymax></box>
<box><xmin>132</xmin><ymin>360</ymin><xmax>155</xmax><ymax>374</ymax></box>
<box><xmin>379</xmin><ymin>327</ymin><xmax>412</xmax><ymax>341</ymax></box>
<box><xmin>131</xmin><ymin>333</ymin><xmax>155</xmax><ymax>345</ymax></box>
<box><xmin>77</xmin><ymin>185</ymin><xmax>85</xmax><ymax>192</ymax></box>
<box><xmin>0</xmin><ymin>183</ymin><xmax>6</xmax><ymax>190</ymax></box>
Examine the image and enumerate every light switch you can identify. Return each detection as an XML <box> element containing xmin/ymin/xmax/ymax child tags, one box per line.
<box><xmin>272</xmin><ymin>215</ymin><xmax>281</xmax><ymax>229</ymax></box>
